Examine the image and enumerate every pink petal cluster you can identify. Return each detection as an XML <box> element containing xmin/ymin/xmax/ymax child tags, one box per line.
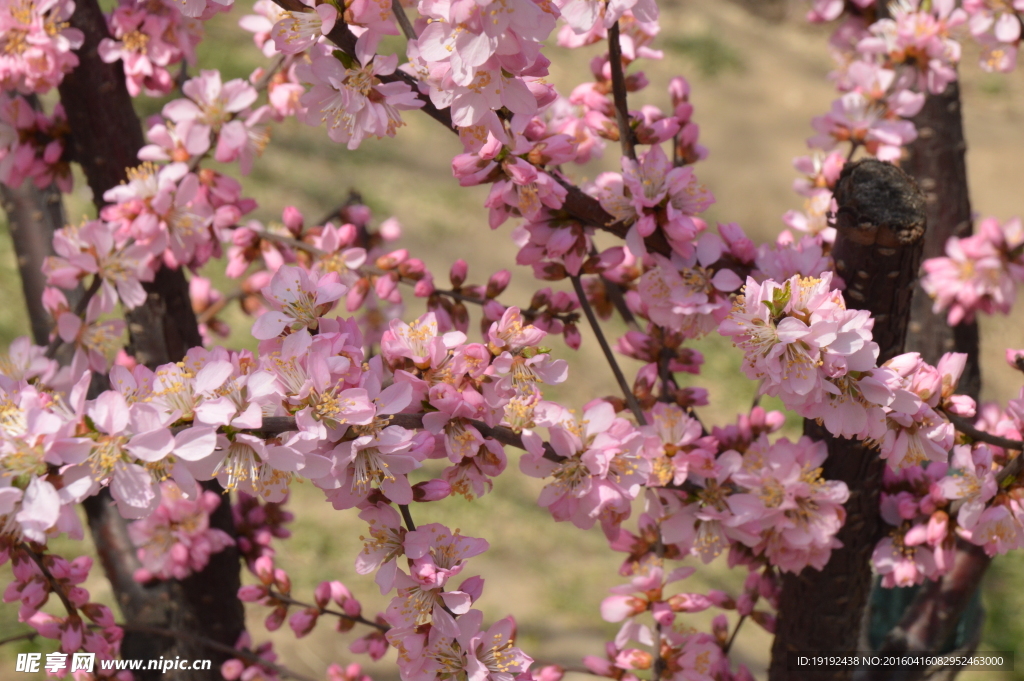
<box><xmin>0</xmin><ymin>0</ymin><xmax>83</xmax><ymax>94</ymax></box>
<box><xmin>0</xmin><ymin>92</ymin><xmax>71</xmax><ymax>192</ymax></box>
<box><xmin>98</xmin><ymin>0</ymin><xmax>203</xmax><ymax>97</ymax></box>
<box><xmin>595</xmin><ymin>144</ymin><xmax>714</xmax><ymax>258</ymax></box>
<box><xmin>128</xmin><ymin>481</ymin><xmax>235</xmax><ymax>581</ymax></box>
<box><xmin>297</xmin><ymin>48</ymin><xmax>423</xmax><ymax>150</ymax></box>
<box><xmin>921</xmin><ymin>216</ymin><xmax>1024</xmax><ymax>325</ymax></box>
<box><xmin>719</xmin><ymin>273</ymin><xmax>897</xmax><ymax>441</ymax></box>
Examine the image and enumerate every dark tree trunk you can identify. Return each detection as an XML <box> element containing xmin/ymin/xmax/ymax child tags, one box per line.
<box><xmin>865</xmin><ymin>82</ymin><xmax>988</xmax><ymax>681</ymax></box>
<box><xmin>769</xmin><ymin>160</ymin><xmax>927</xmax><ymax>681</ymax></box>
<box><xmin>55</xmin><ymin>0</ymin><xmax>244</xmax><ymax>676</ymax></box>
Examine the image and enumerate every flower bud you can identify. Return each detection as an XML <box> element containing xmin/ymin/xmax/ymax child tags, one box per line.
<box><xmin>486</xmin><ymin>270</ymin><xmax>511</xmax><ymax>298</ymax></box>
<box><xmin>289</xmin><ymin>608</ymin><xmax>318</xmax><ymax>638</ymax></box>
<box><xmin>450</xmin><ymin>259</ymin><xmax>469</xmax><ymax>287</ymax></box>
<box><xmin>413</xmin><ymin>479</ymin><xmax>452</xmax><ymax>502</ymax></box>
<box><xmin>282</xmin><ymin>206</ymin><xmax>304</xmax><ymax>234</ymax></box>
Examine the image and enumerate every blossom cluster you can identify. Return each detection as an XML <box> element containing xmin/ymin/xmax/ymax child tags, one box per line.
<box><xmin>98</xmin><ymin>0</ymin><xmax>205</xmax><ymax>97</ymax></box>
<box><xmin>9</xmin><ymin>0</ymin><xmax>1024</xmax><ymax>677</ymax></box>
<box><xmin>720</xmin><ymin>274</ymin><xmax>979</xmax><ymax>471</ymax></box>
<box><xmin>0</xmin><ymin>0</ymin><xmax>83</xmax><ymax>93</ymax></box>
<box><xmin>0</xmin><ymin>92</ymin><xmax>71</xmax><ymax>192</ymax></box>
<box><xmin>921</xmin><ymin>216</ymin><xmax>1024</xmax><ymax>325</ymax></box>
<box><xmin>128</xmin><ymin>480</ymin><xmax>235</xmax><ymax>581</ymax></box>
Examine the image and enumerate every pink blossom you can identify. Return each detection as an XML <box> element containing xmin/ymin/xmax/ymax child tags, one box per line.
<box><xmin>128</xmin><ymin>481</ymin><xmax>234</xmax><ymax>581</ymax></box>
<box><xmin>270</xmin><ymin>0</ymin><xmax>337</xmax><ymax>55</ymax></box>
<box><xmin>594</xmin><ymin>144</ymin><xmax>714</xmax><ymax>257</ymax></box>
<box><xmin>251</xmin><ymin>264</ymin><xmax>347</xmax><ymax>339</ymax></box>
<box><xmin>299</xmin><ymin>48</ymin><xmax>424</xmax><ymax>150</ymax></box>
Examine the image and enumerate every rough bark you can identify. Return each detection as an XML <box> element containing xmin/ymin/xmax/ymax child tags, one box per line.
<box><xmin>55</xmin><ymin>0</ymin><xmax>244</xmax><ymax>676</ymax></box>
<box><xmin>768</xmin><ymin>160</ymin><xmax>927</xmax><ymax>681</ymax></box>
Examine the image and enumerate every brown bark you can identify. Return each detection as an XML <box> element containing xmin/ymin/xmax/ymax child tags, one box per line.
<box><xmin>55</xmin><ymin>0</ymin><xmax>243</xmax><ymax>676</ymax></box>
<box><xmin>768</xmin><ymin>160</ymin><xmax>927</xmax><ymax>681</ymax></box>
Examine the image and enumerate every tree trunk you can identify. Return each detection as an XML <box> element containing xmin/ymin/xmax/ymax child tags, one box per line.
<box><xmin>768</xmin><ymin>160</ymin><xmax>927</xmax><ymax>681</ymax></box>
<box><xmin>55</xmin><ymin>0</ymin><xmax>244</xmax><ymax>676</ymax></box>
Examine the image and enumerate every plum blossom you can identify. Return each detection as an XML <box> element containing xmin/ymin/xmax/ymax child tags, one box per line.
<box><xmin>299</xmin><ymin>48</ymin><xmax>424</xmax><ymax>150</ymax></box>
<box><xmin>251</xmin><ymin>265</ymin><xmax>347</xmax><ymax>340</ymax></box>
<box><xmin>920</xmin><ymin>217</ymin><xmax>1024</xmax><ymax>325</ymax></box>
<box><xmin>594</xmin><ymin>144</ymin><xmax>714</xmax><ymax>257</ymax></box>
<box><xmin>128</xmin><ymin>481</ymin><xmax>234</xmax><ymax>581</ymax></box>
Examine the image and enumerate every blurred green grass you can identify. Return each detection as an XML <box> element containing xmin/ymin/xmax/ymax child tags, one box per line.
<box><xmin>4</xmin><ymin>1</ymin><xmax>1024</xmax><ymax>679</ymax></box>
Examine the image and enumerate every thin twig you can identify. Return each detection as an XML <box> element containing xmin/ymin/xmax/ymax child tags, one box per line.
<box><xmin>607</xmin><ymin>21</ymin><xmax>636</xmax><ymax>161</ymax></box>
<box><xmin>601</xmin><ymin>275</ymin><xmax>640</xmax><ymax>332</ymax></box>
<box><xmin>942</xmin><ymin>409</ymin><xmax>1024</xmax><ymax>453</ymax></box>
<box><xmin>254</xmin><ymin>413</ymin><xmax>565</xmax><ymax>462</ymax></box>
<box><xmin>391</xmin><ymin>0</ymin><xmax>418</xmax><ymax>40</ymax></box>
<box><xmin>197</xmin><ymin>290</ymin><xmax>244</xmax><ymax>326</ymax></box>
<box><xmin>723</xmin><ymin>614</ymin><xmax>746</xmax><ymax>655</ymax></box>
<box><xmin>398</xmin><ymin>503</ymin><xmax>417</xmax><ymax>532</ymax></box>
<box><xmin>570</xmin><ymin>274</ymin><xmax>646</xmax><ymax>424</ymax></box>
<box><xmin>265</xmin><ymin>590</ymin><xmax>389</xmax><ymax>632</ymax></box>
<box><xmin>0</xmin><ymin>631</ymin><xmax>40</xmax><ymax>647</ymax></box>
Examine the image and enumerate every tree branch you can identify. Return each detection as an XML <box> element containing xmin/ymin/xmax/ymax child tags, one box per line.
<box><xmin>264</xmin><ymin>0</ymin><xmax>673</xmax><ymax>257</ymax></box>
<box><xmin>570</xmin><ymin>274</ymin><xmax>645</xmax><ymax>424</ymax></box>
<box><xmin>606</xmin><ymin>22</ymin><xmax>636</xmax><ymax>161</ymax></box>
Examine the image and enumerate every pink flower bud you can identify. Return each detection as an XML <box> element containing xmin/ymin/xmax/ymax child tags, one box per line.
<box><xmin>282</xmin><ymin>206</ymin><xmax>303</xmax><ymax>234</ymax></box>
<box><xmin>264</xmin><ymin>605</ymin><xmax>287</xmax><ymax>632</ymax></box>
<box><xmin>289</xmin><ymin>608</ymin><xmax>318</xmax><ymax>638</ymax></box>
<box><xmin>61</xmin><ymin>618</ymin><xmax>84</xmax><ymax>652</ymax></box>
<box><xmin>450</xmin><ymin>259</ymin><xmax>468</xmax><ymax>287</ymax></box>
<box><xmin>482</xmin><ymin>299</ymin><xmax>505</xmax><ymax>321</ymax></box>
<box><xmin>274</xmin><ymin>568</ymin><xmax>291</xmax><ymax>593</ymax></box>
<box><xmin>536</xmin><ymin>665</ymin><xmax>565</xmax><ymax>681</ymax></box>
<box><xmin>238</xmin><ymin>585</ymin><xmax>268</xmax><ymax>602</ymax></box>
<box><xmin>221</xmin><ymin>659</ymin><xmax>245</xmax><ymax>680</ymax></box>
<box><xmin>254</xmin><ymin>556</ymin><xmax>274</xmax><ymax>584</ymax></box>
<box><xmin>414</xmin><ymin>274</ymin><xmax>435</xmax><ymax>297</ymax></box>
<box><xmin>375</xmin><ymin>273</ymin><xmax>399</xmax><ymax>302</ymax></box>
<box><xmin>706</xmin><ymin>589</ymin><xmax>734</xmax><ymax>608</ymax></box>
<box><xmin>81</xmin><ymin>603</ymin><xmax>116</xmax><ymax>628</ymax></box>
<box><xmin>904</xmin><ymin>523</ymin><xmax>928</xmax><ymax>547</ymax></box>
<box><xmin>379</xmin><ymin>217</ymin><xmax>402</xmax><ymax>240</ymax></box>
<box><xmin>336</xmin><ymin>222</ymin><xmax>358</xmax><ymax>246</ymax></box>
<box><xmin>927</xmin><ymin>511</ymin><xmax>949</xmax><ymax>546</ymax></box>
<box><xmin>458</xmin><ymin>575</ymin><xmax>485</xmax><ymax>603</ymax></box>
<box><xmin>668</xmin><ymin>76</ymin><xmax>691</xmax><ymax>107</ymax></box>
<box><xmin>712</xmin><ymin>613</ymin><xmax>729</xmax><ymax>643</ymax></box>
<box><xmin>486</xmin><ymin>269</ymin><xmax>511</xmax><ymax>298</ymax></box>
<box><xmin>28</xmin><ymin>611</ymin><xmax>61</xmax><ymax>639</ymax></box>
<box><xmin>375</xmin><ymin>249</ymin><xmax>408</xmax><ymax>270</ymax></box>
<box><xmin>347</xmin><ymin>278</ymin><xmax>370</xmax><ymax>312</ymax></box>
<box><xmin>314</xmin><ymin>581</ymin><xmax>333</xmax><ymax>609</ymax></box>
<box><xmin>563</xmin><ymin>323</ymin><xmax>581</xmax><ymax>350</ymax></box>
<box><xmin>413</xmin><ymin>479</ymin><xmax>452</xmax><ymax>502</ymax></box>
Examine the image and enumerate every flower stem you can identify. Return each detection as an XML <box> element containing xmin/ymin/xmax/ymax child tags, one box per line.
<box><xmin>570</xmin><ymin>274</ymin><xmax>646</xmax><ymax>424</ymax></box>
